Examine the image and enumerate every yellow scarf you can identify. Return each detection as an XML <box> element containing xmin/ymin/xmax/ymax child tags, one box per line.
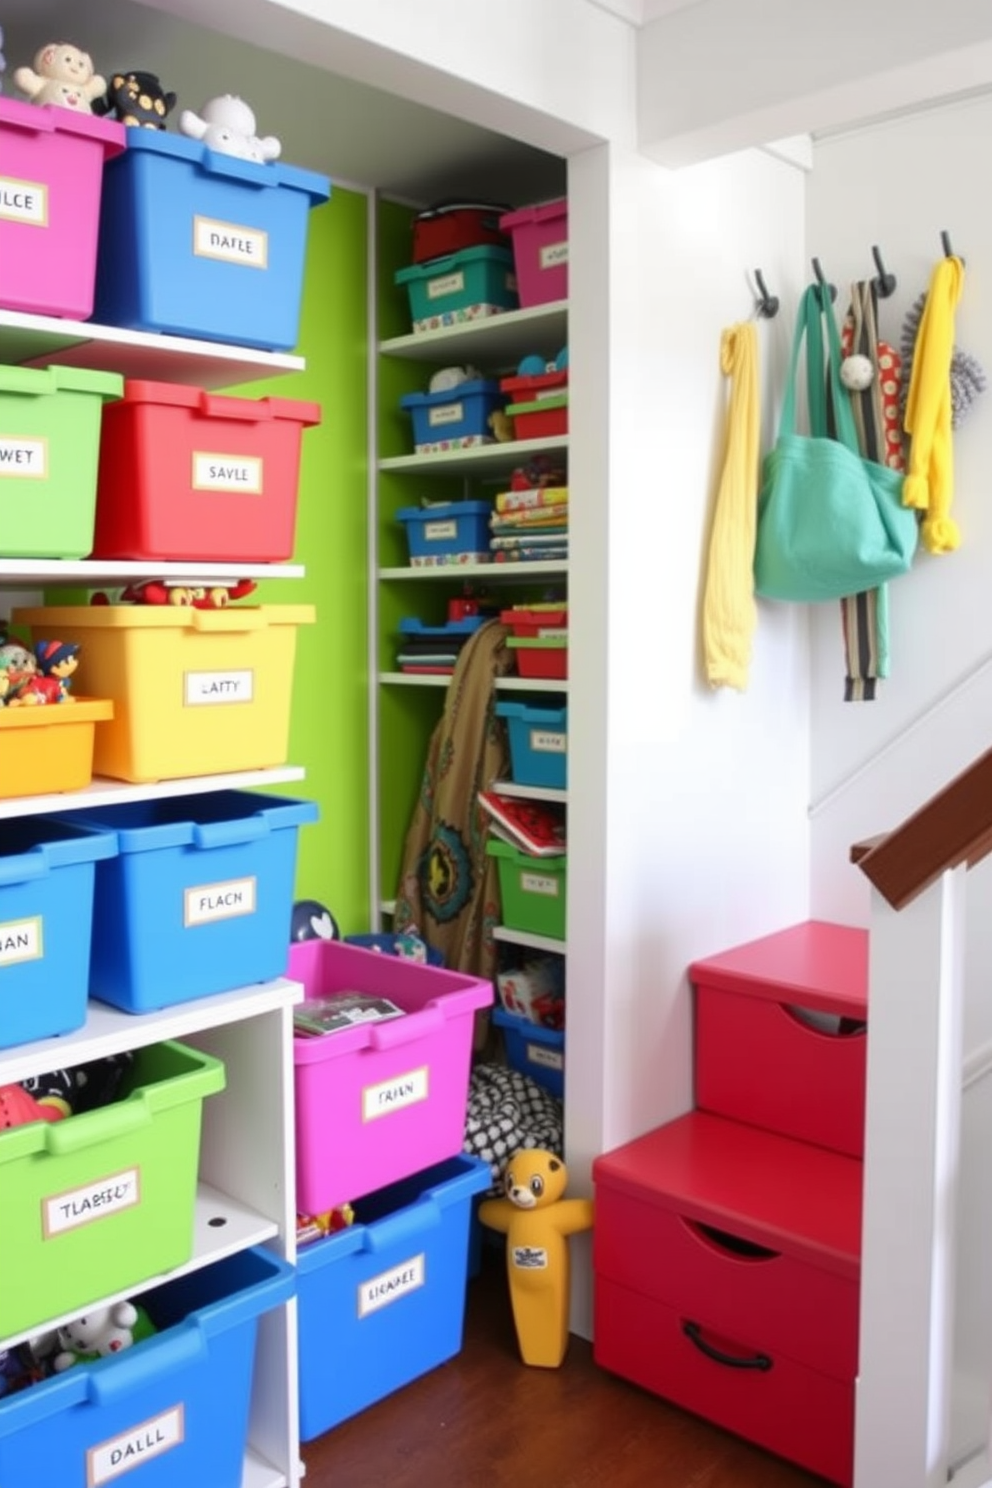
<box><xmin>903</xmin><ymin>255</ymin><xmax>965</xmax><ymax>554</ymax></box>
<box><xmin>703</xmin><ymin>322</ymin><xmax>760</xmax><ymax>691</ymax></box>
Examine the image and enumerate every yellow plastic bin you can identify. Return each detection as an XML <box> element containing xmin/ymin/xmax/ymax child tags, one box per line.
<box><xmin>0</xmin><ymin>698</ymin><xmax>114</xmax><ymax>797</ymax></box>
<box><xmin>12</xmin><ymin>605</ymin><xmax>315</xmax><ymax>783</ymax></box>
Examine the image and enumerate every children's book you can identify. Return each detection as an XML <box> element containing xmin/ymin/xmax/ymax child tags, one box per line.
<box><xmin>294</xmin><ymin>993</ymin><xmax>405</xmax><ymax>1036</ymax></box>
<box><xmin>478</xmin><ymin>791</ymin><xmax>567</xmax><ymax>856</ymax></box>
<box><xmin>496</xmin><ymin>485</ymin><xmax>568</xmax><ymax>514</ymax></box>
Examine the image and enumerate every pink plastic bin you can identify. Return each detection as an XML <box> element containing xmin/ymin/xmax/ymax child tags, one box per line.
<box><xmin>498</xmin><ymin>198</ymin><xmax>568</xmax><ymax>307</ymax></box>
<box><xmin>291</xmin><ymin>939</ymin><xmax>492</xmax><ymax>1214</ymax></box>
<box><xmin>0</xmin><ymin>98</ymin><xmax>125</xmax><ymax>320</ymax></box>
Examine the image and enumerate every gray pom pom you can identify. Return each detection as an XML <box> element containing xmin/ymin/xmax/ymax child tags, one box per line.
<box><xmin>901</xmin><ymin>290</ymin><xmax>988</xmax><ymax>429</ymax></box>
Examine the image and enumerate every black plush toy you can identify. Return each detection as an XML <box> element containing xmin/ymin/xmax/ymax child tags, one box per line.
<box><xmin>94</xmin><ymin>70</ymin><xmax>176</xmax><ymax>128</ymax></box>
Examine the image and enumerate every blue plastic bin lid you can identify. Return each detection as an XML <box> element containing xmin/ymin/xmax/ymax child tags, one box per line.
<box><xmin>113</xmin><ymin>127</ymin><xmax>331</xmax><ymax>203</ymax></box>
<box><xmin>396</xmin><ymin>501</ymin><xmax>493</xmax><ymax>523</ymax></box>
<box><xmin>399</xmin><ymin>616</ymin><xmax>487</xmax><ymax>637</ymax></box>
<box><xmin>495</xmin><ymin>700</ymin><xmax>568</xmax><ymax>725</ymax></box>
<box><xmin>399</xmin><ymin>379</ymin><xmax>501</xmax><ymax>412</ymax></box>
<box><xmin>52</xmin><ymin>791</ymin><xmax>318</xmax><ymax>856</ymax></box>
<box><xmin>394</xmin><ymin>245</ymin><xmax>514</xmax><ymax>285</ymax></box>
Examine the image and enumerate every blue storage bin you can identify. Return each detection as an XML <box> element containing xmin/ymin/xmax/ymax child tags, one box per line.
<box><xmin>493</xmin><ymin>1006</ymin><xmax>565</xmax><ymax>1098</ymax></box>
<box><xmin>394</xmin><ymin>245</ymin><xmax>519</xmax><ymax>332</ymax></box>
<box><xmin>297</xmin><ymin>1153</ymin><xmax>492</xmax><ymax>1439</ymax></box>
<box><xmin>344</xmin><ymin>931</ymin><xmax>444</xmax><ymax>967</ymax></box>
<box><xmin>0</xmin><ymin>1247</ymin><xmax>294</xmax><ymax>1488</ymax></box>
<box><xmin>397</xmin><ymin>501</ymin><xmax>493</xmax><ymax>565</ymax></box>
<box><xmin>54</xmin><ymin>791</ymin><xmax>318</xmax><ymax>1013</ymax></box>
<box><xmin>0</xmin><ymin>817</ymin><xmax>117</xmax><ymax>1049</ymax></box>
<box><xmin>93</xmin><ymin>130</ymin><xmax>330</xmax><ymax>350</ymax></box>
<box><xmin>495</xmin><ymin>699</ymin><xmax>568</xmax><ymax>790</ymax></box>
<box><xmin>400</xmin><ymin>379</ymin><xmax>506</xmax><ymax>453</ymax></box>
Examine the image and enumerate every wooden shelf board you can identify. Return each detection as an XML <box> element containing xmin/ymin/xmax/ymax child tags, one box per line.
<box><xmin>378</xmin><ymin>671</ymin><xmax>568</xmax><ymax>693</ymax></box>
<box><xmin>493</xmin><ymin>925</ymin><xmax>567</xmax><ymax>954</ymax></box>
<box><xmin>379</xmin><ymin>301</ymin><xmax>568</xmax><ymax>366</ymax></box>
<box><xmin>0</xmin><ymin>560</ymin><xmax>304</xmax><ymax>586</ymax></box>
<box><xmin>0</xmin><ymin>766</ymin><xmax>307</xmax><ymax>822</ymax></box>
<box><xmin>488</xmin><ymin>781</ymin><xmax>567</xmax><ymax>804</ymax></box>
<box><xmin>379</xmin><ymin>434</ymin><xmax>568</xmax><ymax>478</ymax></box>
<box><xmin>379</xmin><ymin>561</ymin><xmax>568</xmax><ymax>581</ymax></box>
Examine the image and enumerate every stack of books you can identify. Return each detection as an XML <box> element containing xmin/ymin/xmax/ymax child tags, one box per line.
<box><xmin>478</xmin><ymin>790</ymin><xmax>567</xmax><ymax>857</ymax></box>
<box><xmin>489</xmin><ymin>483</ymin><xmax>568</xmax><ymax>563</ymax></box>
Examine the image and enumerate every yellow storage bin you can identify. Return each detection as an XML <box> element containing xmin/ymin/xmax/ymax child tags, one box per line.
<box><xmin>0</xmin><ymin>698</ymin><xmax>114</xmax><ymax>797</ymax></box>
<box><xmin>12</xmin><ymin>605</ymin><xmax>314</xmax><ymax>783</ymax></box>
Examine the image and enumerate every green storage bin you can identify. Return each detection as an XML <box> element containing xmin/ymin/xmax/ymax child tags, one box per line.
<box><xmin>486</xmin><ymin>839</ymin><xmax>567</xmax><ymax>940</ymax></box>
<box><xmin>0</xmin><ymin>1039</ymin><xmax>225</xmax><ymax>1339</ymax></box>
<box><xmin>0</xmin><ymin>364</ymin><xmax>122</xmax><ymax>559</ymax></box>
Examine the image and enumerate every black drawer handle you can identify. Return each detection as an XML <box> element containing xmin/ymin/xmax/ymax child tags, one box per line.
<box><xmin>682</xmin><ymin>1320</ymin><xmax>773</xmax><ymax>1372</ymax></box>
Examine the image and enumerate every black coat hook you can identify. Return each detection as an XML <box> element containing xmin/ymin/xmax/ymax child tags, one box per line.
<box><xmin>754</xmin><ymin>268</ymin><xmax>779</xmax><ymax>319</ymax></box>
<box><xmin>871</xmin><ymin>244</ymin><xmax>897</xmax><ymax>298</ymax></box>
<box><xmin>811</xmin><ymin>257</ymin><xmax>837</xmax><ymax>303</ymax></box>
<box><xmin>941</xmin><ymin>229</ymin><xmax>964</xmax><ymax>264</ymax></box>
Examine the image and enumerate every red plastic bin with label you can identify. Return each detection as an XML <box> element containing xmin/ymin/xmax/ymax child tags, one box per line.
<box><xmin>91</xmin><ymin>380</ymin><xmax>321</xmax><ymax>563</ymax></box>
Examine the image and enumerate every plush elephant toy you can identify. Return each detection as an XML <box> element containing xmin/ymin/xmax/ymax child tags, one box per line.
<box><xmin>179</xmin><ymin>94</ymin><xmax>281</xmax><ymax>162</ymax></box>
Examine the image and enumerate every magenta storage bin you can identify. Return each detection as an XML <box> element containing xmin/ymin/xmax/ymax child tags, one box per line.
<box><xmin>498</xmin><ymin>198</ymin><xmax>568</xmax><ymax>307</ymax></box>
<box><xmin>290</xmin><ymin>938</ymin><xmax>493</xmax><ymax>1214</ymax></box>
<box><xmin>0</xmin><ymin>98</ymin><xmax>125</xmax><ymax>319</ymax></box>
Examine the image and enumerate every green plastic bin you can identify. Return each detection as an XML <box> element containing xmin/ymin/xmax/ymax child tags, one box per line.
<box><xmin>0</xmin><ymin>1039</ymin><xmax>225</xmax><ymax>1339</ymax></box>
<box><xmin>0</xmin><ymin>364</ymin><xmax>122</xmax><ymax>558</ymax></box>
<box><xmin>486</xmin><ymin>839</ymin><xmax>567</xmax><ymax>941</ymax></box>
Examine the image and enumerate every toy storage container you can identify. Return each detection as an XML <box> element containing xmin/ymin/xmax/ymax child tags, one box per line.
<box><xmin>0</xmin><ymin>1038</ymin><xmax>225</xmax><ymax>1339</ymax></box>
<box><xmin>486</xmin><ymin>839</ymin><xmax>567</xmax><ymax>941</ymax></box>
<box><xmin>0</xmin><ymin>98</ymin><xmax>125</xmax><ymax>320</ymax></box>
<box><xmin>397</xmin><ymin>500</ymin><xmax>493</xmax><ymax>565</ymax></box>
<box><xmin>91</xmin><ymin>380</ymin><xmax>322</xmax><ymax>563</ymax></box>
<box><xmin>507</xmin><ymin>634</ymin><xmax>569</xmax><ymax>679</ymax></box>
<box><xmin>504</xmin><ymin>391</ymin><xmax>569</xmax><ymax>440</ymax></box>
<box><xmin>400</xmin><ymin>378</ymin><xmax>506</xmax><ymax>454</ymax></box>
<box><xmin>92</xmin><ymin>129</ymin><xmax>331</xmax><ymax>351</ymax></box>
<box><xmin>395</xmin><ymin>245</ymin><xmax>519</xmax><ymax>332</ymax></box>
<box><xmin>499</xmin><ymin>198</ymin><xmax>568</xmax><ymax>307</ymax></box>
<box><xmin>0</xmin><ymin>1246</ymin><xmax>294</xmax><ymax>1488</ymax></box>
<box><xmin>0</xmin><ymin>697</ymin><xmax>115</xmax><ymax>799</ymax></box>
<box><xmin>0</xmin><ymin>365</ymin><xmax>123</xmax><ymax>559</ymax></box>
<box><xmin>12</xmin><ymin>603</ymin><xmax>315</xmax><ymax>783</ymax></box>
<box><xmin>493</xmin><ymin>1006</ymin><xmax>565</xmax><ymax>1099</ymax></box>
<box><xmin>0</xmin><ymin>816</ymin><xmax>117</xmax><ymax>1049</ymax></box>
<box><xmin>54</xmin><ymin>792</ymin><xmax>318</xmax><ymax>1013</ymax></box>
<box><xmin>496</xmin><ymin>698</ymin><xmax>568</xmax><ymax>789</ymax></box>
<box><xmin>290</xmin><ymin>937</ymin><xmax>493</xmax><ymax>1214</ymax></box>
<box><xmin>297</xmin><ymin>1154</ymin><xmax>492</xmax><ymax>1439</ymax></box>
<box><xmin>412</xmin><ymin>201</ymin><xmax>510</xmax><ymax>264</ymax></box>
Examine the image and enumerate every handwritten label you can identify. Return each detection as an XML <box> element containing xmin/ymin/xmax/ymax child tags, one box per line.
<box><xmin>44</xmin><ymin>1167</ymin><xmax>140</xmax><ymax>1238</ymax></box>
<box><xmin>88</xmin><ymin>1405</ymin><xmax>184</xmax><ymax>1484</ymax></box>
<box><xmin>529</xmin><ymin>729</ymin><xmax>566</xmax><ymax>756</ymax></box>
<box><xmin>426</xmin><ymin>270</ymin><xmax>464</xmax><ymax>300</ymax></box>
<box><xmin>511</xmin><ymin>1245</ymin><xmax>548</xmax><ymax>1270</ymax></box>
<box><xmin>539</xmin><ymin>240</ymin><xmax>568</xmax><ymax>271</ymax></box>
<box><xmin>362</xmin><ymin>1066</ymin><xmax>429</xmax><ymax>1122</ymax></box>
<box><xmin>0</xmin><ymin>916</ymin><xmax>43</xmax><ymax>966</ymax></box>
<box><xmin>0</xmin><ymin>437</ymin><xmax>47</xmax><ymax>478</ymax></box>
<box><xmin>428</xmin><ymin>402</ymin><xmax>465</xmax><ymax>428</ymax></box>
<box><xmin>527</xmin><ymin>1042</ymin><xmax>563</xmax><ymax>1073</ymax></box>
<box><xmin>184</xmin><ymin>876</ymin><xmax>256</xmax><ymax>927</ymax></box>
<box><xmin>520</xmin><ymin>871</ymin><xmax>560</xmax><ymax>898</ymax></box>
<box><xmin>359</xmin><ymin>1254</ymin><xmax>425</xmax><ymax>1318</ymax></box>
<box><xmin>0</xmin><ymin>176</ymin><xmax>47</xmax><ymax>226</ymax></box>
<box><xmin>423</xmin><ymin>520</ymin><xmax>457</xmax><ymax>542</ymax></box>
<box><xmin>193</xmin><ymin>214</ymin><xmax>268</xmax><ymax>269</ymax></box>
<box><xmin>191</xmin><ymin>453</ymin><xmax>263</xmax><ymax>493</ymax></box>
<box><xmin>183</xmin><ymin>669</ymin><xmax>254</xmax><ymax>706</ymax></box>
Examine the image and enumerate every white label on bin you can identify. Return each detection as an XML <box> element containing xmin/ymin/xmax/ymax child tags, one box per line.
<box><xmin>183</xmin><ymin>669</ymin><xmax>254</xmax><ymax>705</ymax></box>
<box><xmin>358</xmin><ymin>1253</ymin><xmax>425</xmax><ymax>1318</ymax></box>
<box><xmin>191</xmin><ymin>452</ymin><xmax>264</xmax><ymax>493</ymax></box>
<box><xmin>527</xmin><ymin>1042</ymin><xmax>564</xmax><ymax>1073</ymax></box>
<box><xmin>184</xmin><ymin>875</ymin><xmax>257</xmax><ymax>927</ymax></box>
<box><xmin>0</xmin><ymin>915</ymin><xmax>43</xmax><ymax>965</ymax></box>
<box><xmin>423</xmin><ymin>520</ymin><xmax>458</xmax><ymax>542</ymax></box>
<box><xmin>43</xmin><ymin>1167</ymin><xmax>141</xmax><ymax>1238</ymax></box>
<box><xmin>520</xmin><ymin>871</ymin><xmax>560</xmax><ymax>898</ymax></box>
<box><xmin>362</xmin><ymin>1065</ymin><xmax>429</xmax><ymax>1122</ymax></box>
<box><xmin>0</xmin><ymin>437</ymin><xmax>48</xmax><ymax>477</ymax></box>
<box><xmin>428</xmin><ymin>402</ymin><xmax>465</xmax><ymax>428</ymax></box>
<box><xmin>539</xmin><ymin>240</ymin><xmax>568</xmax><ymax>270</ymax></box>
<box><xmin>193</xmin><ymin>214</ymin><xmax>268</xmax><ymax>269</ymax></box>
<box><xmin>0</xmin><ymin>176</ymin><xmax>47</xmax><ymax>226</ymax></box>
<box><xmin>529</xmin><ymin>729</ymin><xmax>566</xmax><ymax>755</ymax></box>
<box><xmin>511</xmin><ymin>1244</ymin><xmax>548</xmax><ymax>1271</ymax></box>
<box><xmin>427</xmin><ymin>270</ymin><xmax>464</xmax><ymax>300</ymax></box>
<box><xmin>87</xmin><ymin>1404</ymin><xmax>185</xmax><ymax>1485</ymax></box>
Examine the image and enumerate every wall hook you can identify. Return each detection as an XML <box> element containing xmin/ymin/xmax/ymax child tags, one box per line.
<box><xmin>753</xmin><ymin>268</ymin><xmax>779</xmax><ymax>319</ymax></box>
<box><xmin>871</xmin><ymin>244</ymin><xmax>897</xmax><ymax>299</ymax></box>
<box><xmin>941</xmin><ymin>229</ymin><xmax>964</xmax><ymax>264</ymax></box>
<box><xmin>811</xmin><ymin>257</ymin><xmax>837</xmax><ymax>303</ymax></box>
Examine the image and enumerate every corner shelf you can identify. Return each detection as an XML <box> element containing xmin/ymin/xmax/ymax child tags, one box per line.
<box><xmin>379</xmin><ymin>300</ymin><xmax>568</xmax><ymax>366</ymax></box>
<box><xmin>379</xmin><ymin>434</ymin><xmax>568</xmax><ymax>479</ymax></box>
<box><xmin>0</xmin><ymin>765</ymin><xmax>307</xmax><ymax>822</ymax></box>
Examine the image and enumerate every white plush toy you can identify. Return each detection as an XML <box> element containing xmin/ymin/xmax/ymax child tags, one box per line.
<box><xmin>179</xmin><ymin>94</ymin><xmax>281</xmax><ymax>162</ymax></box>
<box><xmin>14</xmin><ymin>43</ymin><xmax>105</xmax><ymax>113</ymax></box>
<box><xmin>53</xmin><ymin>1300</ymin><xmax>148</xmax><ymax>1371</ymax></box>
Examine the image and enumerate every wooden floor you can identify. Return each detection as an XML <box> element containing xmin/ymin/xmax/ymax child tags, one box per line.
<box><xmin>300</xmin><ymin>1248</ymin><xmax>831</xmax><ymax>1488</ymax></box>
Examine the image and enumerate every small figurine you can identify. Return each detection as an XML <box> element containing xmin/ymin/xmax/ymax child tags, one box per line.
<box><xmin>0</xmin><ymin>640</ymin><xmax>40</xmax><ymax>706</ymax></box>
<box><xmin>179</xmin><ymin>94</ymin><xmax>281</xmax><ymax>162</ymax></box>
<box><xmin>14</xmin><ymin>43</ymin><xmax>105</xmax><ymax>113</ymax></box>
<box><xmin>479</xmin><ymin>1148</ymin><xmax>593</xmax><ymax>1368</ymax></box>
<box><xmin>296</xmin><ymin>1203</ymin><xmax>354</xmax><ymax>1246</ymax></box>
<box><xmin>34</xmin><ymin>640</ymin><xmax>80</xmax><ymax>701</ymax></box>
<box><xmin>93</xmin><ymin>69</ymin><xmax>176</xmax><ymax>128</ymax></box>
<box><xmin>53</xmin><ymin>1300</ymin><xmax>156</xmax><ymax>1372</ymax></box>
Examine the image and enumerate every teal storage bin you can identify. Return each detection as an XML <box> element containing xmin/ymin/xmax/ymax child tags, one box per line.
<box><xmin>495</xmin><ymin>699</ymin><xmax>568</xmax><ymax>789</ymax></box>
<box><xmin>0</xmin><ymin>817</ymin><xmax>117</xmax><ymax>1050</ymax></box>
<box><xmin>394</xmin><ymin>245</ymin><xmax>519</xmax><ymax>332</ymax></box>
<box><xmin>93</xmin><ymin>130</ymin><xmax>330</xmax><ymax>350</ymax></box>
<box><xmin>55</xmin><ymin>791</ymin><xmax>318</xmax><ymax>1012</ymax></box>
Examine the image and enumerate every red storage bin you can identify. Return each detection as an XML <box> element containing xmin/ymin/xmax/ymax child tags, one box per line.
<box><xmin>499</xmin><ymin>368</ymin><xmax>568</xmax><ymax>400</ymax></box>
<box><xmin>91</xmin><ymin>380</ymin><xmax>321</xmax><ymax>563</ymax></box>
<box><xmin>505</xmin><ymin>393</ymin><xmax>568</xmax><ymax>440</ymax></box>
<box><xmin>499</xmin><ymin>605</ymin><xmax>568</xmax><ymax>639</ymax></box>
<box><xmin>413</xmin><ymin>200</ymin><xmax>511</xmax><ymax>264</ymax></box>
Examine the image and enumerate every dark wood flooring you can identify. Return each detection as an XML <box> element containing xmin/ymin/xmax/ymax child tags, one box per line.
<box><xmin>300</xmin><ymin>1247</ymin><xmax>830</xmax><ymax>1488</ymax></box>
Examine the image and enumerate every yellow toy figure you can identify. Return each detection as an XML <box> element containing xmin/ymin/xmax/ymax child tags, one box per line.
<box><xmin>479</xmin><ymin>1148</ymin><xmax>593</xmax><ymax>1368</ymax></box>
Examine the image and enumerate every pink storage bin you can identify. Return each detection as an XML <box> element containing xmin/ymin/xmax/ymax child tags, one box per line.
<box><xmin>498</xmin><ymin>198</ymin><xmax>568</xmax><ymax>307</ymax></box>
<box><xmin>0</xmin><ymin>98</ymin><xmax>125</xmax><ymax>320</ymax></box>
<box><xmin>291</xmin><ymin>938</ymin><xmax>493</xmax><ymax>1214</ymax></box>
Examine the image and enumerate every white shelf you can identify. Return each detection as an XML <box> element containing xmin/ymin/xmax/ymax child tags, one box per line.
<box><xmin>0</xmin><ymin>560</ymin><xmax>304</xmax><ymax>586</ymax></box>
<box><xmin>0</xmin><ymin>766</ymin><xmax>307</xmax><ymax>821</ymax></box>
<box><xmin>0</xmin><ymin>308</ymin><xmax>304</xmax><ymax>390</ymax></box>
<box><xmin>243</xmin><ymin>1452</ymin><xmax>289</xmax><ymax>1488</ymax></box>
<box><xmin>488</xmin><ymin>780</ymin><xmax>567</xmax><ymax>804</ymax></box>
<box><xmin>380</xmin><ymin>560</ymin><xmax>568</xmax><ymax>581</ymax></box>
<box><xmin>379</xmin><ymin>300</ymin><xmax>568</xmax><ymax>367</ymax></box>
<box><xmin>493</xmin><ymin>925</ymin><xmax>567</xmax><ymax>954</ymax></box>
<box><xmin>378</xmin><ymin>670</ymin><xmax>568</xmax><ymax>693</ymax></box>
<box><xmin>379</xmin><ymin>434</ymin><xmax>568</xmax><ymax>479</ymax></box>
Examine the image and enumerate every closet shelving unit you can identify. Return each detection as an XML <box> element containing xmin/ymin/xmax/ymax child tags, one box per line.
<box><xmin>0</xmin><ymin>312</ymin><xmax>310</xmax><ymax>1488</ymax></box>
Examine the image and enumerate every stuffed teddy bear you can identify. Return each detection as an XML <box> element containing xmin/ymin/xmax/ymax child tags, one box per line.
<box><xmin>14</xmin><ymin>44</ymin><xmax>105</xmax><ymax>113</ymax></box>
<box><xmin>93</xmin><ymin>70</ymin><xmax>176</xmax><ymax>129</ymax></box>
<box><xmin>478</xmin><ymin>1148</ymin><xmax>593</xmax><ymax>1368</ymax></box>
<box><xmin>179</xmin><ymin>94</ymin><xmax>281</xmax><ymax>162</ymax></box>
<box><xmin>53</xmin><ymin>1300</ymin><xmax>155</xmax><ymax>1372</ymax></box>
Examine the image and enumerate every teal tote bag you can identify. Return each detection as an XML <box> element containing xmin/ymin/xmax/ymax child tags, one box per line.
<box><xmin>754</xmin><ymin>284</ymin><xmax>918</xmax><ymax>602</ymax></box>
